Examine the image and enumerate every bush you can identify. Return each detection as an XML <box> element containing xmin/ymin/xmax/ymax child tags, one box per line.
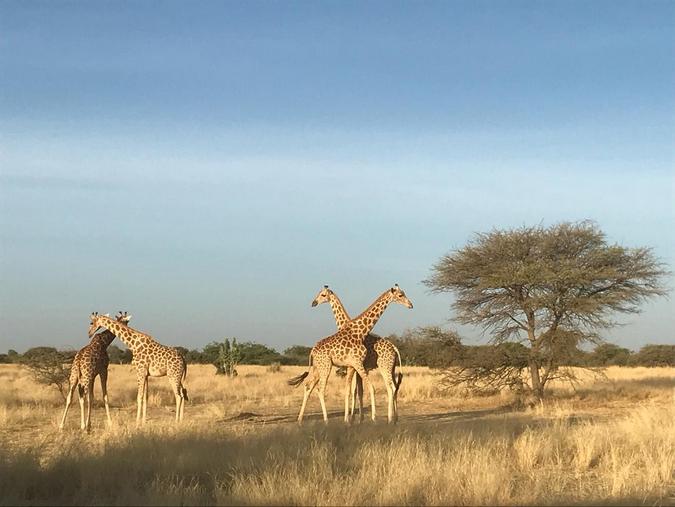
<box><xmin>267</xmin><ymin>362</ymin><xmax>282</xmax><ymax>373</ymax></box>
<box><xmin>587</xmin><ymin>343</ymin><xmax>631</xmax><ymax>366</ymax></box>
<box><xmin>108</xmin><ymin>345</ymin><xmax>132</xmax><ymax>364</ymax></box>
<box><xmin>20</xmin><ymin>347</ymin><xmax>71</xmax><ymax>399</ymax></box>
<box><xmin>629</xmin><ymin>344</ymin><xmax>675</xmax><ymax>367</ymax></box>
<box><xmin>237</xmin><ymin>342</ymin><xmax>283</xmax><ymax>365</ymax></box>
<box><xmin>212</xmin><ymin>339</ymin><xmax>241</xmax><ymax>376</ymax></box>
<box><xmin>390</xmin><ymin>327</ymin><xmax>461</xmax><ymax>367</ymax></box>
<box><xmin>281</xmin><ymin>345</ymin><xmax>312</xmax><ymax>365</ymax></box>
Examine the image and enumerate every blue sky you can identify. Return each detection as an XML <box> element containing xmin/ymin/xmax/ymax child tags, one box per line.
<box><xmin>1</xmin><ymin>1</ymin><xmax>673</xmax><ymax>353</ymax></box>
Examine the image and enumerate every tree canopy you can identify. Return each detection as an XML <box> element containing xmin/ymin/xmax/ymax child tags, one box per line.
<box><xmin>424</xmin><ymin>221</ymin><xmax>669</xmax><ymax>397</ymax></box>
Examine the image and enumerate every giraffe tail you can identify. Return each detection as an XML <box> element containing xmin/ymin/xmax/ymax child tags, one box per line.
<box><xmin>181</xmin><ymin>360</ymin><xmax>189</xmax><ymax>401</ymax></box>
<box><xmin>393</xmin><ymin>345</ymin><xmax>404</xmax><ymax>396</ymax></box>
<box><xmin>288</xmin><ymin>349</ymin><xmax>313</xmax><ymax>387</ymax></box>
<box><xmin>287</xmin><ymin>371</ymin><xmax>309</xmax><ymax>387</ymax></box>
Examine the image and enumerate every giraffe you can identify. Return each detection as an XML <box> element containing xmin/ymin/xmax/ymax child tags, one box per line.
<box><xmin>87</xmin><ymin>312</ymin><xmax>188</xmax><ymax>425</ymax></box>
<box><xmin>288</xmin><ymin>284</ymin><xmax>413</xmax><ymax>424</ymax></box>
<box><xmin>311</xmin><ymin>285</ymin><xmax>404</xmax><ymax>422</ymax></box>
<box><xmin>59</xmin><ymin>311</ymin><xmax>132</xmax><ymax>431</ymax></box>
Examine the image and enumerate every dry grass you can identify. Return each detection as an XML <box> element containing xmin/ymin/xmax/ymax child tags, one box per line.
<box><xmin>0</xmin><ymin>363</ymin><xmax>673</xmax><ymax>506</ymax></box>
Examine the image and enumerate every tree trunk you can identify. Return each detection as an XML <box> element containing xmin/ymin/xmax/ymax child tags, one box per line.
<box><xmin>529</xmin><ymin>360</ymin><xmax>544</xmax><ymax>399</ymax></box>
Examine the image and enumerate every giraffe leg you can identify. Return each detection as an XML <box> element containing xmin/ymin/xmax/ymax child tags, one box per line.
<box><xmin>59</xmin><ymin>383</ymin><xmax>77</xmax><ymax>430</ymax></box>
<box><xmin>172</xmin><ymin>378</ymin><xmax>182</xmax><ymax>424</ymax></box>
<box><xmin>135</xmin><ymin>371</ymin><xmax>146</xmax><ymax>427</ymax></box>
<box><xmin>100</xmin><ymin>370</ymin><xmax>112</xmax><ymax>427</ymax></box>
<box><xmin>78</xmin><ymin>385</ymin><xmax>86</xmax><ymax>430</ymax></box>
<box><xmin>174</xmin><ymin>392</ymin><xmax>181</xmax><ymax>424</ymax></box>
<box><xmin>344</xmin><ymin>367</ymin><xmax>356</xmax><ymax>424</ymax></box>
<box><xmin>317</xmin><ymin>369</ymin><xmax>330</xmax><ymax>425</ymax></box>
<box><xmin>392</xmin><ymin>365</ymin><xmax>399</xmax><ymax>423</ymax></box>
<box><xmin>135</xmin><ymin>386</ymin><xmax>143</xmax><ymax>426</ymax></box>
<box><xmin>142</xmin><ymin>377</ymin><xmax>148</xmax><ymax>424</ymax></box>
<box><xmin>297</xmin><ymin>371</ymin><xmax>319</xmax><ymax>424</ymax></box>
<box><xmin>179</xmin><ymin>385</ymin><xmax>186</xmax><ymax>422</ymax></box>
<box><xmin>355</xmin><ymin>373</ymin><xmax>364</xmax><ymax>422</ymax></box>
<box><xmin>349</xmin><ymin>371</ymin><xmax>363</xmax><ymax>419</ymax></box>
<box><xmin>350</xmin><ymin>362</ymin><xmax>376</xmax><ymax>422</ymax></box>
<box><xmin>85</xmin><ymin>383</ymin><xmax>94</xmax><ymax>432</ymax></box>
<box><xmin>379</xmin><ymin>366</ymin><xmax>395</xmax><ymax>424</ymax></box>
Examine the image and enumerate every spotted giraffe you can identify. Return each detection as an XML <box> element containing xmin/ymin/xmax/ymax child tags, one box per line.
<box><xmin>289</xmin><ymin>285</ymin><xmax>413</xmax><ymax>424</ymax></box>
<box><xmin>87</xmin><ymin>312</ymin><xmax>188</xmax><ymax>425</ymax></box>
<box><xmin>311</xmin><ymin>285</ymin><xmax>404</xmax><ymax>422</ymax></box>
<box><xmin>59</xmin><ymin>311</ymin><xmax>131</xmax><ymax>431</ymax></box>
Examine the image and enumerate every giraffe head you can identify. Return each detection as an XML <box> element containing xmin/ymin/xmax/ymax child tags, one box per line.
<box><xmin>115</xmin><ymin>310</ymin><xmax>133</xmax><ymax>325</ymax></box>
<box><xmin>88</xmin><ymin>312</ymin><xmax>109</xmax><ymax>338</ymax></box>
<box><xmin>311</xmin><ymin>285</ymin><xmax>334</xmax><ymax>307</ymax></box>
<box><xmin>389</xmin><ymin>284</ymin><xmax>414</xmax><ymax>309</ymax></box>
<box><xmin>88</xmin><ymin>311</ymin><xmax>132</xmax><ymax>338</ymax></box>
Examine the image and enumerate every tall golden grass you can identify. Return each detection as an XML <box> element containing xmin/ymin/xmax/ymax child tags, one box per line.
<box><xmin>0</xmin><ymin>364</ymin><xmax>673</xmax><ymax>505</ymax></box>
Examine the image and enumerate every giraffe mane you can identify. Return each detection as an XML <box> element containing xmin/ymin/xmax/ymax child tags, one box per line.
<box><xmin>99</xmin><ymin>315</ymin><xmax>157</xmax><ymax>342</ymax></box>
<box><xmin>352</xmin><ymin>289</ymin><xmax>392</xmax><ymax>320</ymax></box>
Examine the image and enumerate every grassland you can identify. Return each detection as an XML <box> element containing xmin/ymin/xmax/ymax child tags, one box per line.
<box><xmin>1</xmin><ymin>363</ymin><xmax>673</xmax><ymax>506</ymax></box>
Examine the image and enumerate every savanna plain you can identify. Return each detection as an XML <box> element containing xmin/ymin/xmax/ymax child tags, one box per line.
<box><xmin>1</xmin><ymin>363</ymin><xmax>673</xmax><ymax>506</ymax></box>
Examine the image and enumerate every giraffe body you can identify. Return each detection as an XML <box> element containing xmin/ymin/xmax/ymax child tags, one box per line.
<box><xmin>59</xmin><ymin>312</ymin><xmax>130</xmax><ymax>431</ymax></box>
<box><xmin>289</xmin><ymin>285</ymin><xmax>412</xmax><ymax>424</ymax></box>
<box><xmin>88</xmin><ymin>313</ymin><xmax>188</xmax><ymax>425</ymax></box>
<box><xmin>311</xmin><ymin>286</ymin><xmax>404</xmax><ymax>423</ymax></box>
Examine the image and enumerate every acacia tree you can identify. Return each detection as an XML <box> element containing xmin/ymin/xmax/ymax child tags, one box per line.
<box><xmin>21</xmin><ymin>347</ymin><xmax>72</xmax><ymax>400</ymax></box>
<box><xmin>424</xmin><ymin>221</ymin><xmax>668</xmax><ymax>398</ymax></box>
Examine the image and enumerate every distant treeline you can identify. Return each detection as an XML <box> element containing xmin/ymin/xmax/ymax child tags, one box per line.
<box><xmin>0</xmin><ymin>342</ymin><xmax>313</xmax><ymax>367</ymax></box>
<box><xmin>389</xmin><ymin>328</ymin><xmax>675</xmax><ymax>368</ymax></box>
<box><xmin>1</xmin><ymin>333</ymin><xmax>673</xmax><ymax>369</ymax></box>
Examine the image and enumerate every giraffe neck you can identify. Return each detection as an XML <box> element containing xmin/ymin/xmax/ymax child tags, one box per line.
<box><xmin>92</xmin><ymin>329</ymin><xmax>116</xmax><ymax>348</ymax></box>
<box><xmin>98</xmin><ymin>316</ymin><xmax>154</xmax><ymax>353</ymax></box>
<box><xmin>328</xmin><ymin>294</ymin><xmax>351</xmax><ymax>330</ymax></box>
<box><xmin>352</xmin><ymin>290</ymin><xmax>394</xmax><ymax>336</ymax></box>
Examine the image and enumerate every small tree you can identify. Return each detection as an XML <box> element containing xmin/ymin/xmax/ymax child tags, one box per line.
<box><xmin>108</xmin><ymin>345</ymin><xmax>132</xmax><ymax>364</ymax></box>
<box><xmin>236</xmin><ymin>342</ymin><xmax>283</xmax><ymax>365</ymax></box>
<box><xmin>282</xmin><ymin>345</ymin><xmax>313</xmax><ymax>365</ymax></box>
<box><xmin>7</xmin><ymin>349</ymin><xmax>20</xmax><ymax>363</ymax></box>
<box><xmin>213</xmin><ymin>338</ymin><xmax>241</xmax><ymax>376</ymax></box>
<box><xmin>588</xmin><ymin>343</ymin><xmax>631</xmax><ymax>366</ymax></box>
<box><xmin>425</xmin><ymin>221</ymin><xmax>668</xmax><ymax>399</ymax></box>
<box><xmin>21</xmin><ymin>347</ymin><xmax>71</xmax><ymax>400</ymax></box>
<box><xmin>441</xmin><ymin>341</ymin><xmax>531</xmax><ymax>395</ymax></box>
<box><xmin>629</xmin><ymin>344</ymin><xmax>675</xmax><ymax>366</ymax></box>
<box><xmin>392</xmin><ymin>327</ymin><xmax>461</xmax><ymax>367</ymax></box>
